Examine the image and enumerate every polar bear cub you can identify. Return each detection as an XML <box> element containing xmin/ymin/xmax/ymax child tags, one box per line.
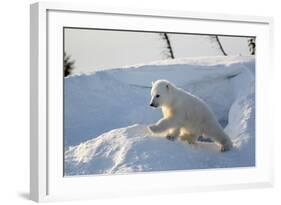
<box><xmin>148</xmin><ymin>80</ymin><xmax>233</xmax><ymax>152</ymax></box>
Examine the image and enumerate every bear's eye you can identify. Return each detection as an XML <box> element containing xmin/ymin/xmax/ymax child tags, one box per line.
<box><xmin>156</xmin><ymin>94</ymin><xmax>160</xmax><ymax>98</ymax></box>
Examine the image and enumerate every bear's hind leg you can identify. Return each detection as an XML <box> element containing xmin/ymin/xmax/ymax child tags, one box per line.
<box><xmin>204</xmin><ymin>129</ymin><xmax>233</xmax><ymax>152</ymax></box>
<box><xmin>219</xmin><ymin>137</ymin><xmax>233</xmax><ymax>152</ymax></box>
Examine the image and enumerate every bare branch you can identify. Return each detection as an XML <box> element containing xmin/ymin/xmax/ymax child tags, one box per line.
<box><xmin>160</xmin><ymin>33</ymin><xmax>175</xmax><ymax>59</ymax></box>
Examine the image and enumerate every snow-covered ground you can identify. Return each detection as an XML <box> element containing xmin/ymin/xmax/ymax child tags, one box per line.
<box><xmin>64</xmin><ymin>56</ymin><xmax>255</xmax><ymax>176</ymax></box>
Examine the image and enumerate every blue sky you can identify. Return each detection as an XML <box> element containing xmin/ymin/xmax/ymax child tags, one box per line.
<box><xmin>64</xmin><ymin>28</ymin><xmax>252</xmax><ymax>73</ymax></box>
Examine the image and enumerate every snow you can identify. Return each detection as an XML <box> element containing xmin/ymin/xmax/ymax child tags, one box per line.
<box><xmin>64</xmin><ymin>55</ymin><xmax>255</xmax><ymax>176</ymax></box>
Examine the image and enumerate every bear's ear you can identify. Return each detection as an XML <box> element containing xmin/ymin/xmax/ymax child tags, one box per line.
<box><xmin>151</xmin><ymin>81</ymin><xmax>155</xmax><ymax>86</ymax></box>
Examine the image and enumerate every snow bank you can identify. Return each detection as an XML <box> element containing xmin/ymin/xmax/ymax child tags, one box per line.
<box><xmin>64</xmin><ymin>56</ymin><xmax>255</xmax><ymax>176</ymax></box>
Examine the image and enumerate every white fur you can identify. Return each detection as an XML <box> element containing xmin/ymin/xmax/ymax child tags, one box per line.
<box><xmin>148</xmin><ymin>80</ymin><xmax>233</xmax><ymax>152</ymax></box>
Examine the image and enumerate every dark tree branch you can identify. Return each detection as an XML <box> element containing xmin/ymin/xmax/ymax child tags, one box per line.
<box><xmin>160</xmin><ymin>33</ymin><xmax>175</xmax><ymax>59</ymax></box>
<box><xmin>64</xmin><ymin>52</ymin><xmax>75</xmax><ymax>77</ymax></box>
<box><xmin>248</xmin><ymin>38</ymin><xmax>256</xmax><ymax>55</ymax></box>
<box><xmin>214</xmin><ymin>36</ymin><xmax>227</xmax><ymax>56</ymax></box>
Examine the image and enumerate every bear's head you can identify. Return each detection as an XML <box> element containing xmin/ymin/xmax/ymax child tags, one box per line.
<box><xmin>149</xmin><ymin>80</ymin><xmax>174</xmax><ymax>108</ymax></box>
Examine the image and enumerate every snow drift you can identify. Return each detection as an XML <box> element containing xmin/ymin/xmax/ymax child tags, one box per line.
<box><xmin>64</xmin><ymin>56</ymin><xmax>255</xmax><ymax>176</ymax></box>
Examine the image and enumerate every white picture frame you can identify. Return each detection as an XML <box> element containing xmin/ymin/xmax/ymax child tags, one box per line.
<box><xmin>30</xmin><ymin>2</ymin><xmax>274</xmax><ymax>202</ymax></box>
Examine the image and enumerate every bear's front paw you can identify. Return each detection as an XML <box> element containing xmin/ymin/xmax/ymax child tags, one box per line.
<box><xmin>148</xmin><ymin>125</ymin><xmax>157</xmax><ymax>133</ymax></box>
<box><xmin>166</xmin><ymin>135</ymin><xmax>176</xmax><ymax>141</ymax></box>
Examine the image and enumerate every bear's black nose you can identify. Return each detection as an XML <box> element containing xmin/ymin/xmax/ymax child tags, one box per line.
<box><xmin>150</xmin><ymin>103</ymin><xmax>154</xmax><ymax>107</ymax></box>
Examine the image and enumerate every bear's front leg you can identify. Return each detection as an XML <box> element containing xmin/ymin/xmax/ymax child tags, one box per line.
<box><xmin>166</xmin><ymin>128</ymin><xmax>180</xmax><ymax>141</ymax></box>
<box><xmin>148</xmin><ymin>118</ymin><xmax>176</xmax><ymax>134</ymax></box>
